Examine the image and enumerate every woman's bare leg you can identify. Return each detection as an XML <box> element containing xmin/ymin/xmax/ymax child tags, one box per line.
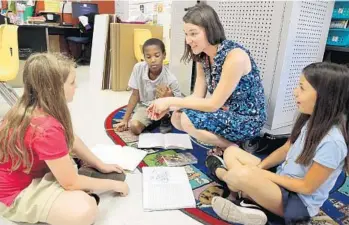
<box><xmin>180</xmin><ymin>113</ymin><xmax>233</xmax><ymax>148</ymax></box>
<box><xmin>171</xmin><ymin>111</ymin><xmax>184</xmax><ymax>131</ymax></box>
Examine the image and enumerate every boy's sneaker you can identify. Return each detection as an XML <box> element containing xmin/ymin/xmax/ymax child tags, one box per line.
<box><xmin>159</xmin><ymin>115</ymin><xmax>172</xmax><ymax>133</ymax></box>
<box><xmin>212</xmin><ymin>196</ymin><xmax>267</xmax><ymax>225</ymax></box>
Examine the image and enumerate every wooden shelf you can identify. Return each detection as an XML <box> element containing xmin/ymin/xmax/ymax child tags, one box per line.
<box><xmin>326</xmin><ymin>45</ymin><xmax>349</xmax><ymax>52</ymax></box>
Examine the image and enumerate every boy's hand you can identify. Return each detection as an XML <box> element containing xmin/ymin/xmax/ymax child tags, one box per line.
<box><xmin>114</xmin><ymin>120</ymin><xmax>128</xmax><ymax>132</ymax></box>
<box><xmin>156</xmin><ymin>85</ymin><xmax>173</xmax><ymax>98</ymax></box>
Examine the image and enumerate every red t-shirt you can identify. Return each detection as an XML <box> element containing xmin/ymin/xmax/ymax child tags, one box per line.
<box><xmin>0</xmin><ymin>116</ymin><xmax>69</xmax><ymax>206</ymax></box>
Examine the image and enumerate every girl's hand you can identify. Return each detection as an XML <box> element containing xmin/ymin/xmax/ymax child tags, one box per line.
<box><xmin>97</xmin><ymin>163</ymin><xmax>124</xmax><ymax>174</ymax></box>
<box><xmin>147</xmin><ymin>98</ymin><xmax>170</xmax><ymax>120</ymax></box>
<box><xmin>113</xmin><ymin>181</ymin><xmax>129</xmax><ymax>196</ymax></box>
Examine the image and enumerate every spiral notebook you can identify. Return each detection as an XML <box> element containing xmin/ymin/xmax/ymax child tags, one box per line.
<box><xmin>142</xmin><ymin>167</ymin><xmax>196</xmax><ymax>211</ymax></box>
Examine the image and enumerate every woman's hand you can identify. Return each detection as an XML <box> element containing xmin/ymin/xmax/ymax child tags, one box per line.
<box><xmin>147</xmin><ymin>98</ymin><xmax>171</xmax><ymax>120</ymax></box>
<box><xmin>97</xmin><ymin>163</ymin><xmax>124</xmax><ymax>174</ymax></box>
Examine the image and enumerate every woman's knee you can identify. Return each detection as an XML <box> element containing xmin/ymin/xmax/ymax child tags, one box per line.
<box><xmin>180</xmin><ymin>113</ymin><xmax>195</xmax><ymax>132</ymax></box>
<box><xmin>171</xmin><ymin>111</ymin><xmax>182</xmax><ymax>130</ymax></box>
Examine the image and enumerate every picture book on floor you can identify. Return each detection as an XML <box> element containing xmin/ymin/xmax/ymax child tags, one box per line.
<box><xmin>142</xmin><ymin>167</ymin><xmax>196</xmax><ymax>211</ymax></box>
<box><xmin>114</xmin><ymin>129</ymin><xmax>139</xmax><ymax>143</ymax></box>
<box><xmin>90</xmin><ymin>144</ymin><xmax>147</xmax><ymax>171</ymax></box>
<box><xmin>138</xmin><ymin>133</ymin><xmax>193</xmax><ymax>150</ymax></box>
<box><xmin>162</xmin><ymin>152</ymin><xmax>198</xmax><ymax>167</ymax></box>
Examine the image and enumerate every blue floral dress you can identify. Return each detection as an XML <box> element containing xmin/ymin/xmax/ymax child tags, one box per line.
<box><xmin>182</xmin><ymin>40</ymin><xmax>267</xmax><ymax>142</ymax></box>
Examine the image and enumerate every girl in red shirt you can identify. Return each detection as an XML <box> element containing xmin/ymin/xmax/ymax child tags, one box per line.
<box><xmin>0</xmin><ymin>53</ymin><xmax>129</xmax><ymax>225</ymax></box>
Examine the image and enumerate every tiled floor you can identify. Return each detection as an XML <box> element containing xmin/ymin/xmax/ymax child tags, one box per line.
<box><xmin>0</xmin><ymin>66</ymin><xmax>202</xmax><ymax>225</ymax></box>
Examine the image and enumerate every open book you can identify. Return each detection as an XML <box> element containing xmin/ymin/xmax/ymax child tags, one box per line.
<box><xmin>142</xmin><ymin>167</ymin><xmax>196</xmax><ymax>211</ymax></box>
<box><xmin>138</xmin><ymin>133</ymin><xmax>193</xmax><ymax>150</ymax></box>
<box><xmin>90</xmin><ymin>144</ymin><xmax>147</xmax><ymax>171</ymax></box>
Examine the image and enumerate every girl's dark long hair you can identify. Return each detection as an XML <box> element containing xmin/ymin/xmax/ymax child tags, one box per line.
<box><xmin>290</xmin><ymin>62</ymin><xmax>349</xmax><ymax>173</ymax></box>
<box><xmin>181</xmin><ymin>2</ymin><xmax>226</xmax><ymax>63</ymax></box>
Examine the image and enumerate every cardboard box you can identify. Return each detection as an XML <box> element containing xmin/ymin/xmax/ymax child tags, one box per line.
<box><xmin>109</xmin><ymin>23</ymin><xmax>163</xmax><ymax>91</ymax></box>
<box><xmin>48</xmin><ymin>35</ymin><xmax>61</xmax><ymax>53</ymax></box>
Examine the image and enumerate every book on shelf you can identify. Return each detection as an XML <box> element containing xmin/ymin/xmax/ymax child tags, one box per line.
<box><xmin>330</xmin><ymin>20</ymin><xmax>349</xmax><ymax>29</ymax></box>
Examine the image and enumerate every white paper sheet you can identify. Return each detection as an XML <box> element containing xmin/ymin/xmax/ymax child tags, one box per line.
<box><xmin>138</xmin><ymin>133</ymin><xmax>193</xmax><ymax>150</ymax></box>
<box><xmin>142</xmin><ymin>167</ymin><xmax>196</xmax><ymax>211</ymax></box>
<box><xmin>91</xmin><ymin>144</ymin><xmax>147</xmax><ymax>172</ymax></box>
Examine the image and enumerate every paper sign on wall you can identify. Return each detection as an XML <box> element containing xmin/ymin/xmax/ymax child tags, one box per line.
<box><xmin>44</xmin><ymin>0</ymin><xmax>60</xmax><ymax>13</ymax></box>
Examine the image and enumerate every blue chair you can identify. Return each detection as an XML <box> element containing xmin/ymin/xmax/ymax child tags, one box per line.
<box><xmin>66</xmin><ymin>13</ymin><xmax>96</xmax><ymax>65</ymax></box>
<box><xmin>66</xmin><ymin>36</ymin><xmax>91</xmax><ymax>65</ymax></box>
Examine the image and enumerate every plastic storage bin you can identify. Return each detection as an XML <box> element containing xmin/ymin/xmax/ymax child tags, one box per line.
<box><xmin>327</xmin><ymin>28</ymin><xmax>349</xmax><ymax>46</ymax></box>
<box><xmin>332</xmin><ymin>1</ymin><xmax>349</xmax><ymax>19</ymax></box>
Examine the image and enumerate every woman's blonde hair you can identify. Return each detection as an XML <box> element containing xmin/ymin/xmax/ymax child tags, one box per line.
<box><xmin>0</xmin><ymin>53</ymin><xmax>75</xmax><ymax>173</ymax></box>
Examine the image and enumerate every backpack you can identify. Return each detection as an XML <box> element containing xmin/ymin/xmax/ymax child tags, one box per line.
<box><xmin>241</xmin><ymin>133</ymin><xmax>289</xmax><ymax>154</ymax></box>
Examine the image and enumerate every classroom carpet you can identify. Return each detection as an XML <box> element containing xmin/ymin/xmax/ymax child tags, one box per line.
<box><xmin>105</xmin><ymin>106</ymin><xmax>349</xmax><ymax>225</ymax></box>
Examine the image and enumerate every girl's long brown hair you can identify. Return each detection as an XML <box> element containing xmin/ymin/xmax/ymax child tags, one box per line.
<box><xmin>290</xmin><ymin>62</ymin><xmax>349</xmax><ymax>173</ymax></box>
<box><xmin>0</xmin><ymin>53</ymin><xmax>75</xmax><ymax>173</ymax></box>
